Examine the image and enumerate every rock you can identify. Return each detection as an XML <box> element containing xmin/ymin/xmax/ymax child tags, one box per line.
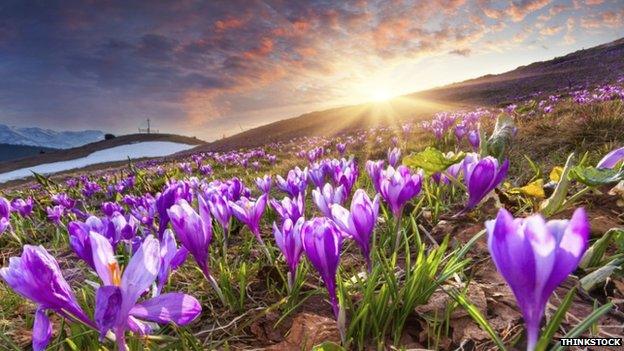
<box><xmin>265</xmin><ymin>313</ymin><xmax>340</xmax><ymax>351</ymax></box>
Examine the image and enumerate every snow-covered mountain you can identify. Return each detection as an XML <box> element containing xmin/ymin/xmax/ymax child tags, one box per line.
<box><xmin>0</xmin><ymin>124</ymin><xmax>104</xmax><ymax>149</ymax></box>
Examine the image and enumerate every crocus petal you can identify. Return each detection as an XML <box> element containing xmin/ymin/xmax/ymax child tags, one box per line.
<box><xmin>330</xmin><ymin>205</ymin><xmax>355</xmax><ymax>238</ymax></box>
<box><xmin>168</xmin><ymin>200</ymin><xmax>210</xmax><ymax>275</ymax></box>
<box><xmin>597</xmin><ymin>146</ymin><xmax>624</xmax><ymax>169</ymax></box>
<box><xmin>32</xmin><ymin>307</ymin><xmax>52</xmax><ymax>351</ymax></box>
<box><xmin>170</xmin><ymin>247</ymin><xmax>189</xmax><ymax>270</ymax></box>
<box><xmin>130</xmin><ymin>292</ymin><xmax>201</xmax><ymax>326</ymax></box>
<box><xmin>198</xmin><ymin>196</ymin><xmax>213</xmax><ymax>247</ymax></box>
<box><xmin>158</xmin><ymin>229</ymin><xmax>178</xmax><ymax>293</ymax></box>
<box><xmin>120</xmin><ymin>236</ymin><xmax>161</xmax><ymax>320</ymax></box>
<box><xmin>95</xmin><ymin>285</ymin><xmax>122</xmax><ymax>339</ymax></box>
<box><xmin>68</xmin><ymin>222</ymin><xmax>95</xmax><ymax>269</ymax></box>
<box><xmin>127</xmin><ymin>316</ymin><xmax>153</xmax><ymax>335</ymax></box>
<box><xmin>546</xmin><ymin>208</ymin><xmax>590</xmax><ymax>294</ymax></box>
<box><xmin>467</xmin><ymin>159</ymin><xmax>496</xmax><ymax>208</ymax></box>
<box><xmin>89</xmin><ymin>231</ymin><xmax>117</xmax><ymax>286</ymax></box>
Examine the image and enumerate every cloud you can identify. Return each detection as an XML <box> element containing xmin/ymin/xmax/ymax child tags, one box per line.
<box><xmin>0</xmin><ymin>0</ymin><xmax>616</xmax><ymax>139</ymax></box>
<box><xmin>539</xmin><ymin>24</ymin><xmax>564</xmax><ymax>35</ymax></box>
<box><xmin>580</xmin><ymin>9</ymin><xmax>624</xmax><ymax>29</ymax></box>
<box><xmin>480</xmin><ymin>0</ymin><xmax>551</xmax><ymax>22</ymax></box>
<box><xmin>448</xmin><ymin>48</ymin><xmax>472</xmax><ymax>56</ymax></box>
<box><xmin>564</xmin><ymin>17</ymin><xmax>576</xmax><ymax>43</ymax></box>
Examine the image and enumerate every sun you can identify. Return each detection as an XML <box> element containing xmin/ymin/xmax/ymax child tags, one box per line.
<box><xmin>370</xmin><ymin>88</ymin><xmax>394</xmax><ymax>102</ymax></box>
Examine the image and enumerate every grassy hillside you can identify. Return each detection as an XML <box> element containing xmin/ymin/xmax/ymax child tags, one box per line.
<box><xmin>0</xmin><ymin>143</ymin><xmax>58</xmax><ymax>162</ymax></box>
<box><xmin>192</xmin><ymin>37</ymin><xmax>624</xmax><ymax>154</ymax></box>
<box><xmin>411</xmin><ymin>38</ymin><xmax>624</xmax><ymax>105</ymax></box>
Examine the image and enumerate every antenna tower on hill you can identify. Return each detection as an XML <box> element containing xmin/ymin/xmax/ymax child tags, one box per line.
<box><xmin>138</xmin><ymin>118</ymin><xmax>159</xmax><ymax>134</ymax></box>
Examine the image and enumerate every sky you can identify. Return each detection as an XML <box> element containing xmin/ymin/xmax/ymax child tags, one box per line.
<box><xmin>0</xmin><ymin>0</ymin><xmax>623</xmax><ymax>141</ymax></box>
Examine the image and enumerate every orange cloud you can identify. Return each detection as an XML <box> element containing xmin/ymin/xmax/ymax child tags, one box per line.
<box><xmin>243</xmin><ymin>37</ymin><xmax>274</xmax><ymax>59</ymax></box>
<box><xmin>580</xmin><ymin>9</ymin><xmax>624</xmax><ymax>29</ymax></box>
<box><xmin>507</xmin><ymin>0</ymin><xmax>551</xmax><ymax>22</ymax></box>
<box><xmin>214</xmin><ymin>17</ymin><xmax>246</xmax><ymax>32</ymax></box>
<box><xmin>539</xmin><ymin>24</ymin><xmax>563</xmax><ymax>35</ymax></box>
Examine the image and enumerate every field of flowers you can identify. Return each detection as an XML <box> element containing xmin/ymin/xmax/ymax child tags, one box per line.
<box><xmin>1</xmin><ymin>83</ymin><xmax>623</xmax><ymax>350</ymax></box>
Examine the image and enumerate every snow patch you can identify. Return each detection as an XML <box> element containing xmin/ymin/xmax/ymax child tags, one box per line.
<box><xmin>0</xmin><ymin>141</ymin><xmax>195</xmax><ymax>183</ymax></box>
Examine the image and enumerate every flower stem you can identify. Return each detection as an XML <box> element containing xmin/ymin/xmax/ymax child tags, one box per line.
<box><xmin>392</xmin><ymin>210</ymin><xmax>404</xmax><ymax>253</ymax></box>
<box><xmin>203</xmin><ymin>266</ymin><xmax>227</xmax><ymax>305</ymax></box>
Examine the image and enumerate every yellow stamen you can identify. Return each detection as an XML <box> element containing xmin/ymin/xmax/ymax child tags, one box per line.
<box><xmin>108</xmin><ymin>262</ymin><xmax>122</xmax><ymax>286</ymax></box>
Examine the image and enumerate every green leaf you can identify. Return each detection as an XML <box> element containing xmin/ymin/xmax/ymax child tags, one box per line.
<box><xmin>487</xmin><ymin>114</ymin><xmax>516</xmax><ymax>160</ymax></box>
<box><xmin>402</xmin><ymin>147</ymin><xmax>464</xmax><ymax>175</ymax></box>
<box><xmin>569</xmin><ymin>165</ymin><xmax>624</xmax><ymax>186</ymax></box>
<box><xmin>551</xmin><ymin>302</ymin><xmax>614</xmax><ymax>351</ymax></box>
<box><xmin>535</xmin><ymin>287</ymin><xmax>576</xmax><ymax>351</ymax></box>
<box><xmin>616</xmin><ymin>230</ymin><xmax>624</xmax><ymax>253</ymax></box>
<box><xmin>31</xmin><ymin>171</ymin><xmax>57</xmax><ymax>190</ymax></box>
<box><xmin>540</xmin><ymin>153</ymin><xmax>575</xmax><ymax>217</ymax></box>
<box><xmin>311</xmin><ymin>341</ymin><xmax>346</xmax><ymax>351</ymax></box>
<box><xmin>579</xmin><ymin>257</ymin><xmax>624</xmax><ymax>291</ymax></box>
<box><xmin>580</xmin><ymin>229</ymin><xmax>620</xmax><ymax>269</ymax></box>
<box><xmin>524</xmin><ymin>155</ymin><xmax>543</xmax><ymax>182</ymax></box>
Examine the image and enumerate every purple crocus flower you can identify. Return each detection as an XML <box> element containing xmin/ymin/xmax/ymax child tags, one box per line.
<box><xmin>255</xmin><ymin>175</ymin><xmax>272</xmax><ymax>194</ymax></box>
<box><xmin>10</xmin><ymin>197</ymin><xmax>34</xmax><ymax>217</ymax></box>
<box><xmin>486</xmin><ymin>208</ymin><xmax>589</xmax><ymax>351</ymax></box>
<box><xmin>365</xmin><ymin>160</ymin><xmax>385</xmax><ymax>193</ymax></box>
<box><xmin>101</xmin><ymin>202</ymin><xmax>124</xmax><ymax>217</ymax></box>
<box><xmin>272</xmin><ymin>217</ymin><xmax>305</xmax><ymax>291</ymax></box>
<box><xmin>336</xmin><ymin>143</ymin><xmax>346</xmax><ymax>155</ymax></box>
<box><xmin>331</xmin><ymin>189</ymin><xmax>380</xmax><ymax>271</ymax></box>
<box><xmin>0</xmin><ymin>197</ymin><xmax>11</xmax><ymax>235</ymax></box>
<box><xmin>462</xmin><ymin>154</ymin><xmax>509</xmax><ymax>211</ymax></box>
<box><xmin>46</xmin><ymin>205</ymin><xmax>65</xmax><ymax>224</ymax></box>
<box><xmin>156</xmin><ymin>181</ymin><xmax>191</xmax><ymax>238</ymax></box>
<box><xmin>597</xmin><ymin>146</ymin><xmax>624</xmax><ymax>169</ymax></box>
<box><xmin>226</xmin><ymin>177</ymin><xmax>247</xmax><ymax>201</ymax></box>
<box><xmin>330</xmin><ymin>159</ymin><xmax>358</xmax><ymax>195</ymax></box>
<box><xmin>387</xmin><ymin>148</ymin><xmax>401</xmax><ymax>167</ymax></box>
<box><xmin>206</xmin><ymin>192</ymin><xmax>232</xmax><ymax>237</ymax></box>
<box><xmin>467</xmin><ymin>129</ymin><xmax>480</xmax><ymax>150</ymax></box>
<box><xmin>312</xmin><ymin>183</ymin><xmax>348</xmax><ymax>218</ymax></box>
<box><xmin>276</xmin><ymin>167</ymin><xmax>308</xmax><ymax>197</ymax></box>
<box><xmin>109</xmin><ymin>213</ymin><xmax>139</xmax><ymax>244</ymax></box>
<box><xmin>455</xmin><ymin>123</ymin><xmax>467</xmax><ymax>140</ymax></box>
<box><xmin>270</xmin><ymin>194</ymin><xmax>305</xmax><ymax>223</ymax></box>
<box><xmin>200</xmin><ymin>164</ymin><xmax>213</xmax><ymax>176</ymax></box>
<box><xmin>308</xmin><ymin>163</ymin><xmax>327</xmax><ymax>188</ymax></box>
<box><xmin>157</xmin><ymin>229</ymin><xmax>187</xmax><ymax>294</ymax></box>
<box><xmin>1</xmin><ymin>245</ymin><xmax>95</xmax><ymax>350</ymax></box>
<box><xmin>68</xmin><ymin>216</ymin><xmax>111</xmax><ymax>268</ymax></box>
<box><xmin>90</xmin><ymin>233</ymin><xmax>201</xmax><ymax>350</ymax></box>
<box><xmin>82</xmin><ymin>180</ymin><xmax>102</xmax><ymax>198</ymax></box>
<box><xmin>167</xmin><ymin>199</ymin><xmax>213</xmax><ymax>280</ymax></box>
<box><xmin>52</xmin><ymin>193</ymin><xmax>75</xmax><ymax>209</ymax></box>
<box><xmin>301</xmin><ymin>217</ymin><xmax>344</xmax><ymax>320</ymax></box>
<box><xmin>379</xmin><ymin>165</ymin><xmax>423</xmax><ymax>217</ymax></box>
<box><xmin>229</xmin><ymin>194</ymin><xmax>268</xmax><ymax>242</ymax></box>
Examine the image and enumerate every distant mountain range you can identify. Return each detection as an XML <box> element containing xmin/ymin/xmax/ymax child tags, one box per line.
<box><xmin>0</xmin><ymin>124</ymin><xmax>104</xmax><ymax>149</ymax></box>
